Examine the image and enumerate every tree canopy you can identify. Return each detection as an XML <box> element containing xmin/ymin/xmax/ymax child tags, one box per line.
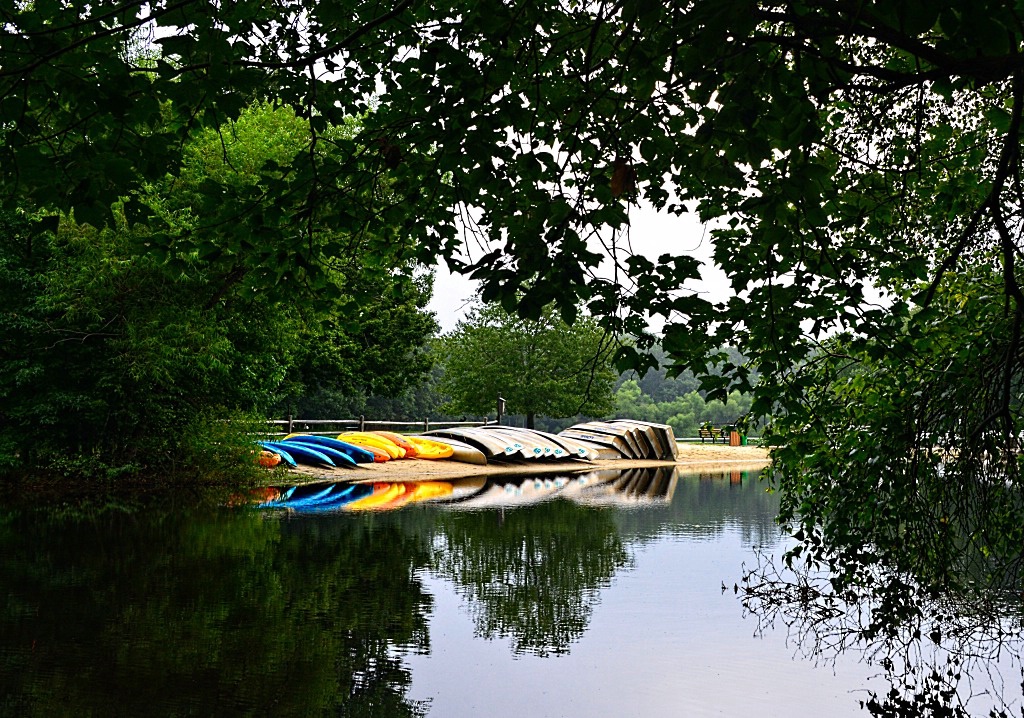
<box><xmin>3</xmin><ymin>1</ymin><xmax>1024</xmax><ymax>604</ymax></box>
<box><xmin>437</xmin><ymin>302</ymin><xmax>616</xmax><ymax>428</ymax></box>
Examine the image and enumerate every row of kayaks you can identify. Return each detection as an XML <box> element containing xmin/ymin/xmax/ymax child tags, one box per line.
<box><xmin>245</xmin><ymin>466</ymin><xmax>680</xmax><ymax>513</ymax></box>
<box><xmin>256</xmin><ymin>420</ymin><xmax>679</xmax><ymax>470</ymax></box>
<box><xmin>256</xmin><ymin>432</ymin><xmax>460</xmax><ymax>469</ymax></box>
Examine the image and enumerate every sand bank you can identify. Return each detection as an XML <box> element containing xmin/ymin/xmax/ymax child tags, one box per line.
<box><xmin>277</xmin><ymin>443</ymin><xmax>771</xmax><ymax>484</ymax></box>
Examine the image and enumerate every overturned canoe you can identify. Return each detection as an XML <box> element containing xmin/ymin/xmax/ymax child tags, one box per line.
<box><xmin>423</xmin><ymin>427</ymin><xmax>519</xmax><ymax>459</ymax></box>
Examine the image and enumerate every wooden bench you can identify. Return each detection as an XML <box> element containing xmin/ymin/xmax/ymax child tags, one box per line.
<box><xmin>698</xmin><ymin>427</ymin><xmax>723</xmax><ymax>444</ymax></box>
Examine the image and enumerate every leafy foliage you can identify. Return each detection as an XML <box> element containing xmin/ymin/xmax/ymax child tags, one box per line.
<box><xmin>283</xmin><ymin>270</ymin><xmax>437</xmax><ymax>420</ymax></box>
<box><xmin>0</xmin><ymin>105</ymin><xmax>436</xmax><ymax>480</ymax></box>
<box><xmin>772</xmin><ymin>269</ymin><xmax>1024</xmax><ymax>598</ymax></box>
<box><xmin>4</xmin><ymin>0</ymin><xmax>1024</xmax><ymax>614</ymax></box>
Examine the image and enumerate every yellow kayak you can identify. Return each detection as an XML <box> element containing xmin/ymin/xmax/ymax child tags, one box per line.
<box><xmin>405</xmin><ymin>436</ymin><xmax>455</xmax><ymax>460</ymax></box>
<box><xmin>337</xmin><ymin>432</ymin><xmax>406</xmax><ymax>459</ymax></box>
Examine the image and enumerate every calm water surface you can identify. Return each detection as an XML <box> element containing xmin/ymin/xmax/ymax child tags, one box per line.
<box><xmin>0</xmin><ymin>469</ymin><xmax>895</xmax><ymax>716</ymax></box>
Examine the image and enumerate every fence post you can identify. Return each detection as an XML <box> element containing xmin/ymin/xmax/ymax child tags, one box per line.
<box><xmin>496</xmin><ymin>396</ymin><xmax>506</xmax><ymax>425</ymax></box>
<box><xmin>359</xmin><ymin>415</ymin><xmax>365</xmax><ymax>432</ymax></box>
<box><xmin>287</xmin><ymin>414</ymin><xmax>293</xmax><ymax>434</ymax></box>
<box><xmin>424</xmin><ymin>417</ymin><xmax>429</xmax><ymax>432</ymax></box>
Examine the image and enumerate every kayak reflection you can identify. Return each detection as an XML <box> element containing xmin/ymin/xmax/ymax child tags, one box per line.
<box><xmin>252</xmin><ymin>467</ymin><xmax>680</xmax><ymax>513</ymax></box>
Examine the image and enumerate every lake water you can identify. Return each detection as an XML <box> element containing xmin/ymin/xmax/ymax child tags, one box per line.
<box><xmin>1</xmin><ymin>467</ymin><xmax>1013</xmax><ymax>716</ymax></box>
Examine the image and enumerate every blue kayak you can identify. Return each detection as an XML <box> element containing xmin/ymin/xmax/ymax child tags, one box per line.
<box><xmin>282</xmin><ymin>441</ymin><xmax>357</xmax><ymax>468</ymax></box>
<box><xmin>283</xmin><ymin>435</ymin><xmax>375</xmax><ymax>464</ymax></box>
<box><xmin>261</xmin><ymin>440</ymin><xmax>335</xmax><ymax>468</ymax></box>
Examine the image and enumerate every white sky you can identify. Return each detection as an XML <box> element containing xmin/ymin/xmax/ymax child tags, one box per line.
<box><xmin>426</xmin><ymin>204</ymin><xmax>733</xmax><ymax>333</ymax></box>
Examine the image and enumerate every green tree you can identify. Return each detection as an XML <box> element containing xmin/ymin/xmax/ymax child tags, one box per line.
<box><xmin>281</xmin><ymin>268</ymin><xmax>437</xmax><ymax>419</ymax></box>
<box><xmin>613</xmin><ymin>379</ymin><xmax>658</xmax><ymax>423</ymax></box>
<box><xmin>143</xmin><ymin>103</ymin><xmax>438</xmax><ymax>413</ymax></box>
<box><xmin>0</xmin><ymin>104</ymin><xmax>436</xmax><ymax>479</ymax></box>
<box><xmin>437</xmin><ymin>302</ymin><xmax>616</xmax><ymax>429</ymax></box>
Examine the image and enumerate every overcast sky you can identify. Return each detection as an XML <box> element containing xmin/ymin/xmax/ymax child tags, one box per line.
<box><xmin>425</xmin><ymin>204</ymin><xmax>733</xmax><ymax>333</ymax></box>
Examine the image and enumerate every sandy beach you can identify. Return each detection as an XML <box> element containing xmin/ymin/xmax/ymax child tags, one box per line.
<box><xmin>277</xmin><ymin>442</ymin><xmax>772</xmax><ymax>484</ymax></box>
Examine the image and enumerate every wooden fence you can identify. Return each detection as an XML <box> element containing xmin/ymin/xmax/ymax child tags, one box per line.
<box><xmin>268</xmin><ymin>417</ymin><xmax>762</xmax><ymax>445</ymax></box>
<box><xmin>267</xmin><ymin>416</ymin><xmax>495</xmax><ymax>437</ymax></box>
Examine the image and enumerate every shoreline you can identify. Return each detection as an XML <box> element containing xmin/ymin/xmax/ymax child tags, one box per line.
<box><xmin>0</xmin><ymin>446</ymin><xmax>772</xmax><ymax>509</ymax></box>
<box><xmin>276</xmin><ymin>443</ymin><xmax>772</xmax><ymax>484</ymax></box>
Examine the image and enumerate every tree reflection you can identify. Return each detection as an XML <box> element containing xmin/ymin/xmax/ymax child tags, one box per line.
<box><xmin>740</xmin><ymin>548</ymin><xmax>1024</xmax><ymax>717</ymax></box>
<box><xmin>434</xmin><ymin>490</ymin><xmax>630</xmax><ymax>656</ymax></box>
<box><xmin>0</xmin><ymin>506</ymin><xmax>432</xmax><ymax>717</ymax></box>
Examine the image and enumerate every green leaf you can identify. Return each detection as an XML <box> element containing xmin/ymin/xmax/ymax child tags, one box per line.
<box><xmin>984</xmin><ymin>106</ymin><xmax>1013</xmax><ymax>132</ymax></box>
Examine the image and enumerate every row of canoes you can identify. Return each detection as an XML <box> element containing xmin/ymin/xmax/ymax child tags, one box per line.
<box><xmin>246</xmin><ymin>465</ymin><xmax>680</xmax><ymax>513</ymax></box>
<box><xmin>420</xmin><ymin>419</ymin><xmax>679</xmax><ymax>463</ymax></box>
<box><xmin>256</xmin><ymin>420</ymin><xmax>679</xmax><ymax>470</ymax></box>
<box><xmin>558</xmin><ymin>419</ymin><xmax>679</xmax><ymax>461</ymax></box>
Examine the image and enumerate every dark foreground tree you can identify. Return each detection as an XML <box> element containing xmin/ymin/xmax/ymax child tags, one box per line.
<box><xmin>3</xmin><ymin>1</ymin><xmax>1024</xmax><ymax>605</ymax></box>
<box><xmin>437</xmin><ymin>302</ymin><xmax>616</xmax><ymax>428</ymax></box>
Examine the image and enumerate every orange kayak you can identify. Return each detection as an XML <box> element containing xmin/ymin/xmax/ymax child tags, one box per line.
<box><xmin>257</xmin><ymin>450</ymin><xmax>282</xmax><ymax>468</ymax></box>
<box><xmin>372</xmin><ymin>431</ymin><xmax>418</xmax><ymax>457</ymax></box>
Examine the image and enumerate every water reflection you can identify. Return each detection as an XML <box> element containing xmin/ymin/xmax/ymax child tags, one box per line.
<box><xmin>0</xmin><ymin>468</ymin><xmax>858</xmax><ymax>717</ymax></box>
<box><xmin>257</xmin><ymin>467</ymin><xmax>682</xmax><ymax>514</ymax></box>
<box><xmin>433</xmin><ymin>498</ymin><xmax>631</xmax><ymax>656</ymax></box>
<box><xmin>0</xmin><ymin>507</ymin><xmax>433</xmax><ymax>716</ymax></box>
